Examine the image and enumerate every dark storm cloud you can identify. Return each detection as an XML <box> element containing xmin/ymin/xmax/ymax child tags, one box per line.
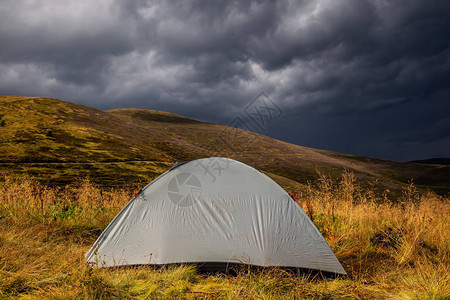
<box><xmin>0</xmin><ymin>0</ymin><xmax>449</xmax><ymax>160</ymax></box>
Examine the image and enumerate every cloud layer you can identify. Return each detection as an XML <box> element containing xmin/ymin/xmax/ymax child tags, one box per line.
<box><xmin>1</xmin><ymin>0</ymin><xmax>449</xmax><ymax>160</ymax></box>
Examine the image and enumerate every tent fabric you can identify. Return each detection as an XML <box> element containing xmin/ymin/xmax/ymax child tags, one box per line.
<box><xmin>86</xmin><ymin>157</ymin><xmax>346</xmax><ymax>275</ymax></box>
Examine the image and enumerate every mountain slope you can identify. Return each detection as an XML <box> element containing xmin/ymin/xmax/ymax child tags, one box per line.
<box><xmin>1</xmin><ymin>96</ymin><xmax>449</xmax><ymax>195</ymax></box>
<box><xmin>108</xmin><ymin>108</ymin><xmax>450</xmax><ymax>195</ymax></box>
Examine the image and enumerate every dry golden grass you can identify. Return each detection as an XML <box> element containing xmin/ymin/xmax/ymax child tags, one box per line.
<box><xmin>0</xmin><ymin>172</ymin><xmax>449</xmax><ymax>299</ymax></box>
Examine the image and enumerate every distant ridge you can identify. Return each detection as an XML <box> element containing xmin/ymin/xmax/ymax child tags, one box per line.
<box><xmin>410</xmin><ymin>158</ymin><xmax>450</xmax><ymax>165</ymax></box>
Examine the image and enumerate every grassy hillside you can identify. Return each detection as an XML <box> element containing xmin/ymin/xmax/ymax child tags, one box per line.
<box><xmin>1</xmin><ymin>96</ymin><xmax>449</xmax><ymax>298</ymax></box>
<box><xmin>1</xmin><ymin>96</ymin><xmax>449</xmax><ymax>196</ymax></box>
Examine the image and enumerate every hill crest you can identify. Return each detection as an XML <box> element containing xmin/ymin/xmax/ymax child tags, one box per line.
<box><xmin>1</xmin><ymin>96</ymin><xmax>449</xmax><ymax>196</ymax></box>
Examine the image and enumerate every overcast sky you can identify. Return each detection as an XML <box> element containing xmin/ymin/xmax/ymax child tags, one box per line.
<box><xmin>1</xmin><ymin>0</ymin><xmax>449</xmax><ymax>161</ymax></box>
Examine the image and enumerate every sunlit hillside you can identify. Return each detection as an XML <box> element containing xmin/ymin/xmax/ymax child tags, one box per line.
<box><xmin>1</xmin><ymin>96</ymin><xmax>449</xmax><ymax>197</ymax></box>
<box><xmin>1</xmin><ymin>96</ymin><xmax>449</xmax><ymax>299</ymax></box>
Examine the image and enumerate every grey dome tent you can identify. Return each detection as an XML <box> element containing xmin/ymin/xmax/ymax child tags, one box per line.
<box><xmin>86</xmin><ymin>157</ymin><xmax>346</xmax><ymax>275</ymax></box>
